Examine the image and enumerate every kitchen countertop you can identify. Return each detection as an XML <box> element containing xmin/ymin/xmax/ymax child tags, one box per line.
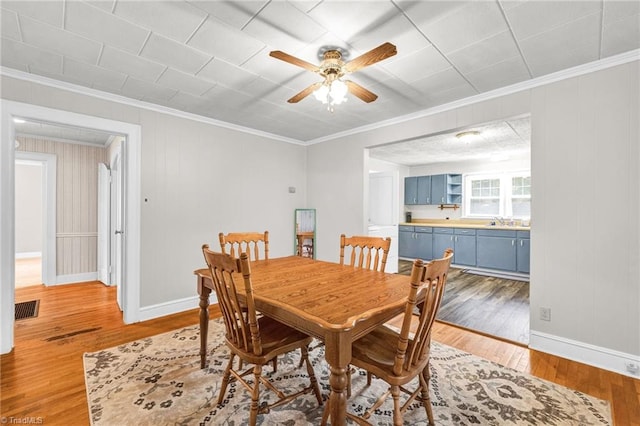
<box><xmin>400</xmin><ymin>219</ymin><xmax>530</xmax><ymax>231</ymax></box>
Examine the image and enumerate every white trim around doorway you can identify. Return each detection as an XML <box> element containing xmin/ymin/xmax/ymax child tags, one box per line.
<box><xmin>1</xmin><ymin>100</ymin><xmax>142</xmax><ymax>354</ymax></box>
<box><xmin>15</xmin><ymin>151</ymin><xmax>56</xmax><ymax>286</ymax></box>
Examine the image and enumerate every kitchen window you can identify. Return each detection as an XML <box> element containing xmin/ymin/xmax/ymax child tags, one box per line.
<box><xmin>464</xmin><ymin>172</ymin><xmax>531</xmax><ymax>219</ymax></box>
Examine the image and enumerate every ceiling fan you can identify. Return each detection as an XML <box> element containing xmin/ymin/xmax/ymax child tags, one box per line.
<box><xmin>269</xmin><ymin>42</ymin><xmax>397</xmax><ymax>109</ymax></box>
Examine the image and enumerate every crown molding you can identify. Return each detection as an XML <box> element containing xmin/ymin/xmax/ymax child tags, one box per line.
<box><xmin>2</xmin><ymin>48</ymin><xmax>638</xmax><ymax>147</ymax></box>
<box><xmin>0</xmin><ymin>67</ymin><xmax>305</xmax><ymax>146</ymax></box>
<box><xmin>307</xmin><ymin>49</ymin><xmax>640</xmax><ymax>145</ymax></box>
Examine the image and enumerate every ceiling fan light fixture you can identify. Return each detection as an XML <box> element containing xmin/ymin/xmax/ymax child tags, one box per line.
<box><xmin>313</xmin><ymin>79</ymin><xmax>348</xmax><ymax>110</ymax></box>
<box><xmin>329</xmin><ymin>79</ymin><xmax>348</xmax><ymax>105</ymax></box>
<box><xmin>313</xmin><ymin>84</ymin><xmax>330</xmax><ymax>103</ymax></box>
<box><xmin>455</xmin><ymin>130</ymin><xmax>481</xmax><ymax>142</ymax></box>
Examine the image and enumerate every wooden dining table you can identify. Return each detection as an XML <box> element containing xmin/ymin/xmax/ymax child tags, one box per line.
<box><xmin>194</xmin><ymin>255</ymin><xmax>413</xmax><ymax>425</ymax></box>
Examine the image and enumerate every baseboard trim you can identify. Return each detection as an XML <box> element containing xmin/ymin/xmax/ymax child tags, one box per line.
<box><xmin>54</xmin><ymin>272</ymin><xmax>98</xmax><ymax>285</ymax></box>
<box><xmin>530</xmin><ymin>330</ymin><xmax>640</xmax><ymax>379</ymax></box>
<box><xmin>138</xmin><ymin>293</ymin><xmax>219</xmax><ymax>323</ymax></box>
<box><xmin>16</xmin><ymin>252</ymin><xmax>41</xmax><ymax>259</ymax></box>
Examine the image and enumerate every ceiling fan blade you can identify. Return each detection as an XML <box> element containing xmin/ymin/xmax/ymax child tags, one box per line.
<box><xmin>345</xmin><ymin>80</ymin><xmax>378</xmax><ymax>103</ymax></box>
<box><xmin>269</xmin><ymin>50</ymin><xmax>320</xmax><ymax>73</ymax></box>
<box><xmin>343</xmin><ymin>42</ymin><xmax>397</xmax><ymax>73</ymax></box>
<box><xmin>288</xmin><ymin>82</ymin><xmax>323</xmax><ymax>103</ymax></box>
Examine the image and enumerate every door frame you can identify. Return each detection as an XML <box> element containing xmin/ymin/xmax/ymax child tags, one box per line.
<box><xmin>1</xmin><ymin>100</ymin><xmax>142</xmax><ymax>354</ymax></box>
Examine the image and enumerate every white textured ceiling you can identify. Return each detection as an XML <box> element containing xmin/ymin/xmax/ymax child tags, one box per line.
<box><xmin>369</xmin><ymin>115</ymin><xmax>531</xmax><ymax>166</ymax></box>
<box><xmin>2</xmin><ymin>0</ymin><xmax>639</xmax><ymax>162</ymax></box>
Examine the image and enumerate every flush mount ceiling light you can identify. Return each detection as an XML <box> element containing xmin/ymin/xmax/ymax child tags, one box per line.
<box><xmin>455</xmin><ymin>130</ymin><xmax>481</xmax><ymax>141</ymax></box>
<box><xmin>269</xmin><ymin>42</ymin><xmax>397</xmax><ymax>112</ymax></box>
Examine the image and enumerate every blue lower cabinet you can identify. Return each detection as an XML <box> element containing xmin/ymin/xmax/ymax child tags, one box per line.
<box><xmin>517</xmin><ymin>231</ymin><xmax>530</xmax><ymax>274</ymax></box>
<box><xmin>476</xmin><ymin>229</ymin><xmax>517</xmax><ymax>271</ymax></box>
<box><xmin>398</xmin><ymin>226</ymin><xmax>432</xmax><ymax>260</ymax></box>
<box><xmin>432</xmin><ymin>228</ymin><xmax>454</xmax><ymax>260</ymax></box>
<box><xmin>398</xmin><ymin>227</ymin><xmax>414</xmax><ymax>258</ymax></box>
<box><xmin>453</xmin><ymin>228</ymin><xmax>476</xmax><ymax>266</ymax></box>
<box><xmin>415</xmin><ymin>227</ymin><xmax>432</xmax><ymax>260</ymax></box>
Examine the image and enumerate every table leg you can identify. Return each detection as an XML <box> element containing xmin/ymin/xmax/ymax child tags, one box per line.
<box><xmin>198</xmin><ymin>280</ymin><xmax>211</xmax><ymax>369</ymax></box>
<box><xmin>324</xmin><ymin>332</ymin><xmax>351</xmax><ymax>426</ymax></box>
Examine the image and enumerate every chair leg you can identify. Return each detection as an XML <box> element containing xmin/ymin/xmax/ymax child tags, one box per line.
<box><xmin>420</xmin><ymin>367</ymin><xmax>435</xmax><ymax>426</ymax></box>
<box><xmin>249</xmin><ymin>364</ymin><xmax>262</xmax><ymax>426</ymax></box>
<box><xmin>391</xmin><ymin>385</ymin><xmax>402</xmax><ymax>426</ymax></box>
<box><xmin>301</xmin><ymin>345</ymin><xmax>323</xmax><ymax>405</ymax></box>
<box><xmin>217</xmin><ymin>353</ymin><xmax>235</xmax><ymax>405</ymax></box>
<box><xmin>320</xmin><ymin>398</ymin><xmax>331</xmax><ymax>426</ymax></box>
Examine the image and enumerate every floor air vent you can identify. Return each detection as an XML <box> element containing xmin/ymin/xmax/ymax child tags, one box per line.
<box><xmin>15</xmin><ymin>300</ymin><xmax>40</xmax><ymax>320</ymax></box>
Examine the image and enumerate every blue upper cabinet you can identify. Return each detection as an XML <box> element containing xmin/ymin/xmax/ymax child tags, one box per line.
<box><xmin>431</xmin><ymin>174</ymin><xmax>446</xmax><ymax>204</ymax></box>
<box><xmin>404</xmin><ymin>177</ymin><xmax>418</xmax><ymax>205</ymax></box>
<box><xmin>404</xmin><ymin>174</ymin><xmax>461</xmax><ymax>206</ymax></box>
<box><xmin>417</xmin><ymin>176</ymin><xmax>431</xmax><ymax>204</ymax></box>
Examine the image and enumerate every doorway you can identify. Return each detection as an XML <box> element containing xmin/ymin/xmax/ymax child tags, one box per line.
<box><xmin>15</xmin><ymin>158</ymin><xmax>43</xmax><ymax>287</ymax></box>
<box><xmin>1</xmin><ymin>100</ymin><xmax>142</xmax><ymax>355</ymax></box>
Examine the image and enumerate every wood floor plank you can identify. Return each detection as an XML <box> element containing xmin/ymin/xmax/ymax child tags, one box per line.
<box><xmin>399</xmin><ymin>260</ymin><xmax>530</xmax><ymax>345</ymax></box>
<box><xmin>1</xmin><ymin>282</ymin><xmax>638</xmax><ymax>425</ymax></box>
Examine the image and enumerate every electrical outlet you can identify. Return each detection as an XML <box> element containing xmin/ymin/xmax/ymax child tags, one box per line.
<box><xmin>626</xmin><ymin>362</ymin><xmax>639</xmax><ymax>375</ymax></box>
<box><xmin>540</xmin><ymin>307</ymin><xmax>551</xmax><ymax>321</ymax></box>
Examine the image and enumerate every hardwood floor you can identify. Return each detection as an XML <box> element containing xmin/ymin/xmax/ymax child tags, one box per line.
<box><xmin>399</xmin><ymin>259</ymin><xmax>529</xmax><ymax>345</ymax></box>
<box><xmin>15</xmin><ymin>257</ymin><xmax>42</xmax><ymax>288</ymax></box>
<box><xmin>2</xmin><ymin>283</ymin><xmax>638</xmax><ymax>425</ymax></box>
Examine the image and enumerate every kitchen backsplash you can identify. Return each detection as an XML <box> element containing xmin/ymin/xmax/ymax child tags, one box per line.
<box><xmin>406</xmin><ymin>204</ymin><xmax>463</xmax><ymax>220</ymax></box>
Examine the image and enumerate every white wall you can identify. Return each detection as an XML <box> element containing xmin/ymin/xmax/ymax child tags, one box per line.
<box><xmin>15</xmin><ymin>161</ymin><xmax>42</xmax><ymax>254</ymax></box>
<box><xmin>308</xmin><ymin>61</ymin><xmax>640</xmax><ymax>376</ymax></box>
<box><xmin>1</xmin><ymin>75</ymin><xmax>308</xmax><ymax>310</ymax></box>
<box><xmin>137</xmin><ymin>110</ymin><xmax>307</xmax><ymax>306</ymax></box>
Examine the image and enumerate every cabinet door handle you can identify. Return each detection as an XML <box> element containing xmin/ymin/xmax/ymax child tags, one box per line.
<box><xmin>520</xmin><ymin>240</ymin><xmax>523</xmax><ymax>246</ymax></box>
<box><xmin>454</xmin><ymin>236</ymin><xmax>458</xmax><ymax>242</ymax></box>
<box><xmin>512</xmin><ymin>239</ymin><xmax>515</xmax><ymax>246</ymax></box>
<box><xmin>427</xmin><ymin>197</ymin><xmax>430</xmax><ymax>203</ymax></box>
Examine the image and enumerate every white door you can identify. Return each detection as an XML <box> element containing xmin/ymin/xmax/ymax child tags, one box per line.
<box><xmin>369</xmin><ymin>171</ymin><xmax>397</xmax><ymax>225</ymax></box>
<box><xmin>97</xmin><ymin>164</ymin><xmax>110</xmax><ymax>284</ymax></box>
<box><xmin>368</xmin><ymin>171</ymin><xmax>399</xmax><ymax>273</ymax></box>
<box><xmin>111</xmin><ymin>153</ymin><xmax>123</xmax><ymax>311</ymax></box>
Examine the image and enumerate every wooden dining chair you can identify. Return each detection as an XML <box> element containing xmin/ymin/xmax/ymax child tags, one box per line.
<box><xmin>339</xmin><ymin>234</ymin><xmax>391</xmax><ymax>393</ymax></box>
<box><xmin>201</xmin><ymin>245</ymin><xmax>322</xmax><ymax>425</ymax></box>
<box><xmin>219</xmin><ymin>231</ymin><xmax>276</xmax><ymax>370</ymax></box>
<box><xmin>323</xmin><ymin>249</ymin><xmax>453</xmax><ymax>426</ymax></box>
<box><xmin>219</xmin><ymin>231</ymin><xmax>269</xmax><ymax>261</ymax></box>
<box><xmin>339</xmin><ymin>234</ymin><xmax>391</xmax><ymax>272</ymax></box>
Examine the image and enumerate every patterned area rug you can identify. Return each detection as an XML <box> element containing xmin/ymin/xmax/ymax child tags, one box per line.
<box><xmin>84</xmin><ymin>319</ymin><xmax>611</xmax><ymax>425</ymax></box>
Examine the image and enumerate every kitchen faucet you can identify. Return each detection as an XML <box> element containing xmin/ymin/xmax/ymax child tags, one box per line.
<box><xmin>493</xmin><ymin>216</ymin><xmax>506</xmax><ymax>226</ymax></box>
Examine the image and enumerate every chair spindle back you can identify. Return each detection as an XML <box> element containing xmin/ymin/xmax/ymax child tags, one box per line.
<box><xmin>339</xmin><ymin>234</ymin><xmax>391</xmax><ymax>272</ymax></box>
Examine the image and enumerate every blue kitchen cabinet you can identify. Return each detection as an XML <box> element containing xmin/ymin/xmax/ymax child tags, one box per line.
<box><xmin>416</xmin><ymin>176</ymin><xmax>431</xmax><ymax>204</ymax></box>
<box><xmin>476</xmin><ymin>229</ymin><xmax>517</xmax><ymax>271</ymax></box>
<box><xmin>398</xmin><ymin>226</ymin><xmax>414</xmax><ymax>258</ymax></box>
<box><xmin>453</xmin><ymin>228</ymin><xmax>476</xmax><ymax>266</ymax></box>
<box><xmin>517</xmin><ymin>231</ymin><xmax>530</xmax><ymax>274</ymax></box>
<box><xmin>405</xmin><ymin>176</ymin><xmax>431</xmax><ymax>205</ymax></box>
<box><xmin>405</xmin><ymin>174</ymin><xmax>462</xmax><ymax>206</ymax></box>
<box><xmin>398</xmin><ymin>225</ymin><xmax>432</xmax><ymax>260</ymax></box>
<box><xmin>430</xmin><ymin>174</ymin><xmax>447</xmax><ymax>204</ymax></box>
<box><xmin>404</xmin><ymin>177</ymin><xmax>418</xmax><ymax>205</ymax></box>
<box><xmin>447</xmin><ymin>174</ymin><xmax>463</xmax><ymax>204</ymax></box>
<box><xmin>432</xmin><ymin>227</ymin><xmax>454</xmax><ymax>260</ymax></box>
